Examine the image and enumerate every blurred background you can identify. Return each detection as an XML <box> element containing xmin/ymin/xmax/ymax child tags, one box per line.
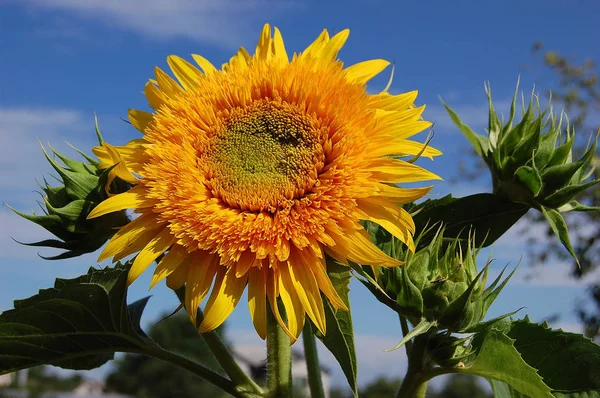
<box><xmin>0</xmin><ymin>0</ymin><xmax>598</xmax><ymax>396</ymax></box>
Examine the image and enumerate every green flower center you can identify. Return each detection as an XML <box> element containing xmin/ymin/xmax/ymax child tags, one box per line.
<box><xmin>203</xmin><ymin>100</ymin><xmax>324</xmax><ymax>212</ymax></box>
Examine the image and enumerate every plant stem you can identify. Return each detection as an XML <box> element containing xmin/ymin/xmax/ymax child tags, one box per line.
<box><xmin>396</xmin><ymin>334</ymin><xmax>429</xmax><ymax>398</ymax></box>
<box><xmin>266</xmin><ymin>304</ymin><xmax>292</xmax><ymax>398</ymax></box>
<box><xmin>143</xmin><ymin>344</ymin><xmax>245</xmax><ymax>398</ymax></box>
<box><xmin>174</xmin><ymin>287</ymin><xmax>263</xmax><ymax>396</ymax></box>
<box><xmin>302</xmin><ymin>321</ymin><xmax>325</xmax><ymax>398</ymax></box>
<box><xmin>399</xmin><ymin>314</ymin><xmax>413</xmax><ymax>357</ymax></box>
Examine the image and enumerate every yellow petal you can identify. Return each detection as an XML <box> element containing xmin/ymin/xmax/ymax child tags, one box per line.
<box><xmin>128</xmin><ymin>109</ymin><xmax>154</xmax><ymax>133</ymax></box>
<box><xmin>150</xmin><ymin>244</ymin><xmax>189</xmax><ymax>289</ymax></box>
<box><xmin>167</xmin><ymin>55</ymin><xmax>204</xmax><ymax>90</ymax></box>
<box><xmin>98</xmin><ymin>212</ymin><xmax>160</xmax><ymax>262</ymax></box>
<box><xmin>145</xmin><ymin>81</ymin><xmax>167</xmax><ymax>110</ymax></box>
<box><xmin>302</xmin><ymin>29</ymin><xmax>330</xmax><ymax>58</ymax></box>
<box><xmin>235</xmin><ymin>250</ymin><xmax>256</xmax><ymax>278</ymax></box>
<box><xmin>345</xmin><ymin>59</ymin><xmax>390</xmax><ymax>85</ymax></box>
<box><xmin>88</xmin><ymin>185</ymin><xmax>154</xmax><ymax>219</ymax></box>
<box><xmin>356</xmin><ymin>200</ymin><xmax>415</xmax><ymax>252</ymax></box>
<box><xmin>266</xmin><ymin>270</ymin><xmax>296</xmax><ymax>341</ymax></box>
<box><xmin>248</xmin><ymin>267</ymin><xmax>268</xmax><ymax>340</ymax></box>
<box><xmin>317</xmin><ymin>29</ymin><xmax>349</xmax><ymax>62</ymax></box>
<box><xmin>199</xmin><ymin>265</ymin><xmax>248</xmax><ymax>332</ymax></box>
<box><xmin>368</xmin><ymin>158</ymin><xmax>441</xmax><ymax>183</ymax></box>
<box><xmin>155</xmin><ymin>67</ymin><xmax>183</xmax><ymax>97</ymax></box>
<box><xmin>287</xmin><ymin>250</ymin><xmax>326</xmax><ymax>334</ymax></box>
<box><xmin>255</xmin><ymin>23</ymin><xmax>272</xmax><ymax>62</ymax></box>
<box><xmin>278</xmin><ymin>264</ymin><xmax>307</xmax><ymax>339</ymax></box>
<box><xmin>314</xmin><ymin>256</ymin><xmax>348</xmax><ymax>311</ymax></box>
<box><xmin>370</xmin><ymin>91</ymin><xmax>418</xmax><ymax>111</ymax></box>
<box><xmin>128</xmin><ymin>227</ymin><xmax>175</xmax><ymax>285</ymax></box>
<box><xmin>186</xmin><ymin>252</ymin><xmax>219</xmax><ymax>325</ymax></box>
<box><xmin>166</xmin><ymin>258</ymin><xmax>190</xmax><ymax>290</ymax></box>
<box><xmin>370</xmin><ymin>139</ymin><xmax>442</xmax><ymax>159</ymax></box>
<box><xmin>272</xmin><ymin>27</ymin><xmax>288</xmax><ymax>64</ymax></box>
<box><xmin>102</xmin><ymin>143</ymin><xmax>138</xmax><ymax>184</ymax></box>
<box><xmin>373</xmin><ymin>184</ymin><xmax>434</xmax><ymax>205</ymax></box>
<box><xmin>192</xmin><ymin>54</ymin><xmax>218</xmax><ymax>75</ymax></box>
<box><xmin>226</xmin><ymin>47</ymin><xmax>251</xmax><ymax>71</ymax></box>
<box><xmin>327</xmin><ymin>228</ymin><xmax>403</xmax><ymax>267</ymax></box>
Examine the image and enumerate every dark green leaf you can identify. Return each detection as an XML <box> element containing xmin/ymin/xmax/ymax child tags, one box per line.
<box><xmin>559</xmin><ymin>200</ymin><xmax>600</xmax><ymax>212</ymax></box>
<box><xmin>507</xmin><ymin>318</ymin><xmax>600</xmax><ymax>395</ymax></box>
<box><xmin>461</xmin><ymin>328</ymin><xmax>553</xmax><ymax>397</ymax></box>
<box><xmin>384</xmin><ymin>318</ymin><xmax>436</xmax><ymax>352</ymax></box>
<box><xmin>315</xmin><ymin>257</ymin><xmax>358</xmax><ymax>396</ymax></box>
<box><xmin>0</xmin><ymin>263</ymin><xmax>155</xmax><ymax>373</ymax></box>
<box><xmin>489</xmin><ymin>379</ymin><xmax>531</xmax><ymax>398</ymax></box>
<box><xmin>411</xmin><ymin>194</ymin><xmax>529</xmax><ymax>250</ymax></box>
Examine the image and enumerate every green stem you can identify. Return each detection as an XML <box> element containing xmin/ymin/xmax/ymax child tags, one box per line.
<box><xmin>396</xmin><ymin>334</ymin><xmax>429</xmax><ymax>398</ymax></box>
<box><xmin>174</xmin><ymin>287</ymin><xmax>263</xmax><ymax>396</ymax></box>
<box><xmin>302</xmin><ymin>321</ymin><xmax>325</xmax><ymax>398</ymax></box>
<box><xmin>266</xmin><ymin>304</ymin><xmax>292</xmax><ymax>398</ymax></box>
<box><xmin>143</xmin><ymin>344</ymin><xmax>245</xmax><ymax>398</ymax></box>
<box><xmin>399</xmin><ymin>314</ymin><xmax>413</xmax><ymax>357</ymax></box>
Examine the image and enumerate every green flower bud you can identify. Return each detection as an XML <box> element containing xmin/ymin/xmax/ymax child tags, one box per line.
<box><xmin>443</xmin><ymin>80</ymin><xmax>599</xmax><ymax>263</ymax></box>
<box><xmin>9</xmin><ymin>118</ymin><xmax>130</xmax><ymax>259</ymax></box>
<box><xmin>379</xmin><ymin>226</ymin><xmax>514</xmax><ymax>333</ymax></box>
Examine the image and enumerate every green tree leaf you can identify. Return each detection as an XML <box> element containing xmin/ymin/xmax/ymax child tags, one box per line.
<box><xmin>461</xmin><ymin>327</ymin><xmax>553</xmax><ymax>398</ymax></box>
<box><xmin>315</xmin><ymin>257</ymin><xmax>358</xmax><ymax>397</ymax></box>
<box><xmin>507</xmin><ymin>318</ymin><xmax>600</xmax><ymax>396</ymax></box>
<box><xmin>410</xmin><ymin>194</ymin><xmax>529</xmax><ymax>249</ymax></box>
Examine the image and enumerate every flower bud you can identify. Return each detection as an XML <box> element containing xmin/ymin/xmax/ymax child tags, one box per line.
<box><xmin>10</xmin><ymin>119</ymin><xmax>130</xmax><ymax>259</ymax></box>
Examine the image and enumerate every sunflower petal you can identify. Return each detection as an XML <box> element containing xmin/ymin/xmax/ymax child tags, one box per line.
<box><xmin>272</xmin><ymin>27</ymin><xmax>288</xmax><ymax>63</ymax></box>
<box><xmin>128</xmin><ymin>109</ymin><xmax>154</xmax><ymax>133</ymax></box>
<box><xmin>248</xmin><ymin>266</ymin><xmax>268</xmax><ymax>339</ymax></box>
<box><xmin>167</xmin><ymin>55</ymin><xmax>204</xmax><ymax>90</ymax></box>
<box><xmin>166</xmin><ymin>258</ymin><xmax>190</xmax><ymax>290</ymax></box>
<box><xmin>186</xmin><ymin>252</ymin><xmax>219</xmax><ymax>325</ymax></box>
<box><xmin>278</xmin><ymin>264</ymin><xmax>306</xmax><ymax>339</ymax></box>
<box><xmin>128</xmin><ymin>227</ymin><xmax>175</xmax><ymax>285</ymax></box>
<box><xmin>88</xmin><ymin>185</ymin><xmax>155</xmax><ymax>219</ymax></box>
<box><xmin>345</xmin><ymin>59</ymin><xmax>390</xmax><ymax>85</ymax></box>
<box><xmin>199</xmin><ymin>265</ymin><xmax>248</xmax><ymax>332</ymax></box>
<box><xmin>192</xmin><ymin>54</ymin><xmax>218</xmax><ymax>75</ymax></box>
<box><xmin>287</xmin><ymin>250</ymin><xmax>326</xmax><ymax>334</ymax></box>
<box><xmin>150</xmin><ymin>244</ymin><xmax>189</xmax><ymax>289</ymax></box>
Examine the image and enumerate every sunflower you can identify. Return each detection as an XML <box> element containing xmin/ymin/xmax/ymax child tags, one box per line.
<box><xmin>89</xmin><ymin>24</ymin><xmax>441</xmax><ymax>341</ymax></box>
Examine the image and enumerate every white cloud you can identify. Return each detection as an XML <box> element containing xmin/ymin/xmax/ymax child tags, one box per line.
<box><xmin>0</xmin><ymin>107</ymin><xmax>93</xmax><ymax>203</ymax></box>
<box><xmin>229</xmin><ymin>329</ymin><xmax>407</xmax><ymax>388</ymax></box>
<box><xmin>24</xmin><ymin>0</ymin><xmax>297</xmax><ymax>47</ymax></box>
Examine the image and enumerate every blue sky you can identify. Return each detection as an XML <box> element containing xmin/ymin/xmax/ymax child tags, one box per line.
<box><xmin>1</xmin><ymin>0</ymin><xmax>599</xmax><ymax>389</ymax></box>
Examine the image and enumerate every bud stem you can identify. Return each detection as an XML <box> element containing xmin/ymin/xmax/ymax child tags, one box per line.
<box><xmin>399</xmin><ymin>315</ymin><xmax>413</xmax><ymax>356</ymax></box>
<box><xmin>397</xmin><ymin>334</ymin><xmax>429</xmax><ymax>398</ymax></box>
<box><xmin>303</xmin><ymin>321</ymin><xmax>326</xmax><ymax>398</ymax></box>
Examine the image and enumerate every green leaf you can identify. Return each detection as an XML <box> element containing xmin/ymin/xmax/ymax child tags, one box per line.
<box><xmin>411</xmin><ymin>194</ymin><xmax>529</xmax><ymax>250</ymax></box>
<box><xmin>461</xmin><ymin>328</ymin><xmax>553</xmax><ymax>397</ymax></box>
<box><xmin>489</xmin><ymin>379</ymin><xmax>531</xmax><ymax>398</ymax></box>
<box><xmin>441</xmin><ymin>99</ymin><xmax>489</xmax><ymax>156</ymax></box>
<box><xmin>540</xmin><ymin>206</ymin><xmax>579</xmax><ymax>265</ymax></box>
<box><xmin>558</xmin><ymin>200</ymin><xmax>600</xmax><ymax>213</ymax></box>
<box><xmin>0</xmin><ymin>263</ymin><xmax>156</xmax><ymax>373</ymax></box>
<box><xmin>507</xmin><ymin>318</ymin><xmax>600</xmax><ymax>395</ymax></box>
<box><xmin>515</xmin><ymin>165</ymin><xmax>543</xmax><ymax>196</ymax></box>
<box><xmin>315</xmin><ymin>257</ymin><xmax>358</xmax><ymax>396</ymax></box>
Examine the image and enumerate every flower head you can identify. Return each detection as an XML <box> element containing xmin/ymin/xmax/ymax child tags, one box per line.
<box><xmin>88</xmin><ymin>24</ymin><xmax>440</xmax><ymax>341</ymax></box>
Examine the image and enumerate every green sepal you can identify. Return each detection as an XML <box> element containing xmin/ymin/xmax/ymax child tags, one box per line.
<box><xmin>542</xmin><ymin>179</ymin><xmax>600</xmax><ymax>209</ymax></box>
<box><xmin>541</xmin><ymin>206</ymin><xmax>579</xmax><ymax>266</ymax></box>
<box><xmin>515</xmin><ymin>165</ymin><xmax>543</xmax><ymax>196</ymax></box>
<box><xmin>441</xmin><ymin>98</ymin><xmax>489</xmax><ymax>156</ymax></box>
<box><xmin>558</xmin><ymin>200</ymin><xmax>600</xmax><ymax>212</ymax></box>
<box><xmin>384</xmin><ymin>318</ymin><xmax>436</xmax><ymax>352</ymax></box>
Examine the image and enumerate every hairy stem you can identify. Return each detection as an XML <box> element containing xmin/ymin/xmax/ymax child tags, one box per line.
<box><xmin>302</xmin><ymin>321</ymin><xmax>325</xmax><ymax>398</ymax></box>
<box><xmin>396</xmin><ymin>334</ymin><xmax>429</xmax><ymax>398</ymax></box>
<box><xmin>266</xmin><ymin>304</ymin><xmax>292</xmax><ymax>397</ymax></box>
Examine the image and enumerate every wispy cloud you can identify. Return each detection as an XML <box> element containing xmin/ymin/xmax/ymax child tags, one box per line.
<box><xmin>23</xmin><ymin>0</ymin><xmax>297</xmax><ymax>47</ymax></box>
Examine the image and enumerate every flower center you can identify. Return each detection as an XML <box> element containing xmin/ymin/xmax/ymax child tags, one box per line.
<box><xmin>202</xmin><ymin>99</ymin><xmax>324</xmax><ymax>212</ymax></box>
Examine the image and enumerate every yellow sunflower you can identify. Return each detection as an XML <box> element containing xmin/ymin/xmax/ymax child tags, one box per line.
<box><xmin>89</xmin><ymin>24</ymin><xmax>441</xmax><ymax>341</ymax></box>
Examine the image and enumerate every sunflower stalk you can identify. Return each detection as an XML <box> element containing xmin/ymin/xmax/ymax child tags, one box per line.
<box><xmin>266</xmin><ymin>304</ymin><xmax>293</xmax><ymax>398</ymax></box>
<box><xmin>396</xmin><ymin>334</ymin><xmax>430</xmax><ymax>398</ymax></box>
<box><xmin>302</xmin><ymin>321</ymin><xmax>326</xmax><ymax>398</ymax></box>
<box><xmin>174</xmin><ymin>287</ymin><xmax>263</xmax><ymax>396</ymax></box>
